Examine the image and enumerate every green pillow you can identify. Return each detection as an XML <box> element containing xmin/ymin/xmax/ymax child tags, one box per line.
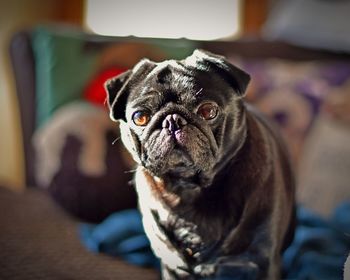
<box><xmin>32</xmin><ymin>26</ymin><xmax>99</xmax><ymax>127</ymax></box>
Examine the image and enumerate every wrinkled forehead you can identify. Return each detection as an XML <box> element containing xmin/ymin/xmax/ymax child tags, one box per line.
<box><xmin>138</xmin><ymin>60</ymin><xmax>196</xmax><ymax>93</ymax></box>
<box><xmin>129</xmin><ymin>59</ymin><xmax>229</xmax><ymax>105</ymax></box>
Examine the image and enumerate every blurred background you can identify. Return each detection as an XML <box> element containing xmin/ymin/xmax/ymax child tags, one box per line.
<box><xmin>0</xmin><ymin>1</ymin><xmax>349</xmax><ymax>279</ymax></box>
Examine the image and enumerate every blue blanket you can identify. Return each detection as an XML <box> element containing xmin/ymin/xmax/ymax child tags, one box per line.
<box><xmin>80</xmin><ymin>203</ymin><xmax>350</xmax><ymax>279</ymax></box>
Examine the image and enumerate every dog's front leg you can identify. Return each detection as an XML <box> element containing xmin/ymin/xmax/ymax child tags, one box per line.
<box><xmin>189</xmin><ymin>220</ymin><xmax>277</xmax><ymax>279</ymax></box>
<box><xmin>162</xmin><ymin>263</ymin><xmax>197</xmax><ymax>280</ymax></box>
<box><xmin>213</xmin><ymin>226</ymin><xmax>280</xmax><ymax>280</ymax></box>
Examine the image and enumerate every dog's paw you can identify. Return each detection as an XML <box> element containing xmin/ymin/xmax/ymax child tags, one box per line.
<box><xmin>215</xmin><ymin>260</ymin><xmax>259</xmax><ymax>280</ymax></box>
<box><xmin>193</xmin><ymin>263</ymin><xmax>216</xmax><ymax>277</ymax></box>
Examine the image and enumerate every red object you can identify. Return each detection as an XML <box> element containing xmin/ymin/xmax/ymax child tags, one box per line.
<box><xmin>84</xmin><ymin>67</ymin><xmax>127</xmax><ymax>107</ymax></box>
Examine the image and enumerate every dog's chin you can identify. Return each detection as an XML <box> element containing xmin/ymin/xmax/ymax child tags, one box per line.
<box><xmin>142</xmin><ymin>126</ymin><xmax>215</xmax><ymax>177</ymax></box>
<box><xmin>150</xmin><ymin>148</ymin><xmax>198</xmax><ymax>177</ymax></box>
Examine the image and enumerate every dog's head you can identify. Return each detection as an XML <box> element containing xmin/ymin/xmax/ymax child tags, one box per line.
<box><xmin>105</xmin><ymin>49</ymin><xmax>250</xmax><ymax>182</ymax></box>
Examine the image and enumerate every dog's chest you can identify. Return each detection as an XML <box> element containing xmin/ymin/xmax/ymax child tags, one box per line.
<box><xmin>135</xmin><ymin>168</ymin><xmax>218</xmax><ymax>267</ymax></box>
<box><xmin>156</xmin><ymin>210</ymin><xmax>210</xmax><ymax>264</ymax></box>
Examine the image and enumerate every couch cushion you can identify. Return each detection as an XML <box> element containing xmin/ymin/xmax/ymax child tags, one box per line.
<box><xmin>0</xmin><ymin>186</ymin><xmax>158</xmax><ymax>280</ymax></box>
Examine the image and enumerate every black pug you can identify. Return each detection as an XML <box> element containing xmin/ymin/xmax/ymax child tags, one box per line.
<box><xmin>105</xmin><ymin>49</ymin><xmax>295</xmax><ymax>280</ymax></box>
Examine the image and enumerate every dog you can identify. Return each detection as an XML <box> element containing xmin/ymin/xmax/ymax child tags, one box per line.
<box><xmin>105</xmin><ymin>49</ymin><xmax>295</xmax><ymax>279</ymax></box>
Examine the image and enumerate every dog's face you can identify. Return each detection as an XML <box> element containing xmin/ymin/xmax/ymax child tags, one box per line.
<box><xmin>106</xmin><ymin>50</ymin><xmax>250</xmax><ymax>182</ymax></box>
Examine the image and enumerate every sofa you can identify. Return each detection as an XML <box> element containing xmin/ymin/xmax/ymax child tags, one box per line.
<box><xmin>2</xmin><ymin>24</ymin><xmax>350</xmax><ymax>279</ymax></box>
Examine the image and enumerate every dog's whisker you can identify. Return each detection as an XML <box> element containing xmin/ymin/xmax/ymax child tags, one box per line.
<box><xmin>112</xmin><ymin>137</ymin><xmax>121</xmax><ymax>145</ymax></box>
<box><xmin>124</xmin><ymin>169</ymin><xmax>137</xmax><ymax>174</ymax></box>
<box><xmin>195</xmin><ymin>88</ymin><xmax>203</xmax><ymax>96</ymax></box>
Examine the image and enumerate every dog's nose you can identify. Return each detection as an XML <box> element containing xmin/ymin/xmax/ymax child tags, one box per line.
<box><xmin>162</xmin><ymin>114</ymin><xmax>187</xmax><ymax>132</ymax></box>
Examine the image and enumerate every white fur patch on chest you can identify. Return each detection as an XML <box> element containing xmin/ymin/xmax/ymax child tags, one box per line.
<box><xmin>135</xmin><ymin>167</ymin><xmax>188</xmax><ymax>271</ymax></box>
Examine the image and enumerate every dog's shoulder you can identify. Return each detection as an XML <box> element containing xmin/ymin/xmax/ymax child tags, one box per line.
<box><xmin>244</xmin><ymin>103</ymin><xmax>289</xmax><ymax>157</ymax></box>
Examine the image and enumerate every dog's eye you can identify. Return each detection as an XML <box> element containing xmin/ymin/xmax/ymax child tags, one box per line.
<box><xmin>196</xmin><ymin>102</ymin><xmax>218</xmax><ymax>120</ymax></box>
<box><xmin>132</xmin><ymin>111</ymin><xmax>150</xmax><ymax>126</ymax></box>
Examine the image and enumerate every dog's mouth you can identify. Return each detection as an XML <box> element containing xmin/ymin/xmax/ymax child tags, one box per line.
<box><xmin>167</xmin><ymin>146</ymin><xmax>193</xmax><ymax>168</ymax></box>
<box><xmin>141</xmin><ymin>125</ymin><xmax>215</xmax><ymax>176</ymax></box>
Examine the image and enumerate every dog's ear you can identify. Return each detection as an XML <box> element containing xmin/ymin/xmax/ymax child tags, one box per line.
<box><xmin>105</xmin><ymin>59</ymin><xmax>157</xmax><ymax>121</ymax></box>
<box><xmin>104</xmin><ymin>70</ymin><xmax>132</xmax><ymax>121</ymax></box>
<box><xmin>185</xmin><ymin>49</ymin><xmax>250</xmax><ymax>97</ymax></box>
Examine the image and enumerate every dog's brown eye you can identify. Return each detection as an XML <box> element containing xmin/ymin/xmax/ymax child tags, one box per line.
<box><xmin>197</xmin><ymin>103</ymin><xmax>218</xmax><ymax>120</ymax></box>
<box><xmin>132</xmin><ymin>111</ymin><xmax>150</xmax><ymax>126</ymax></box>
